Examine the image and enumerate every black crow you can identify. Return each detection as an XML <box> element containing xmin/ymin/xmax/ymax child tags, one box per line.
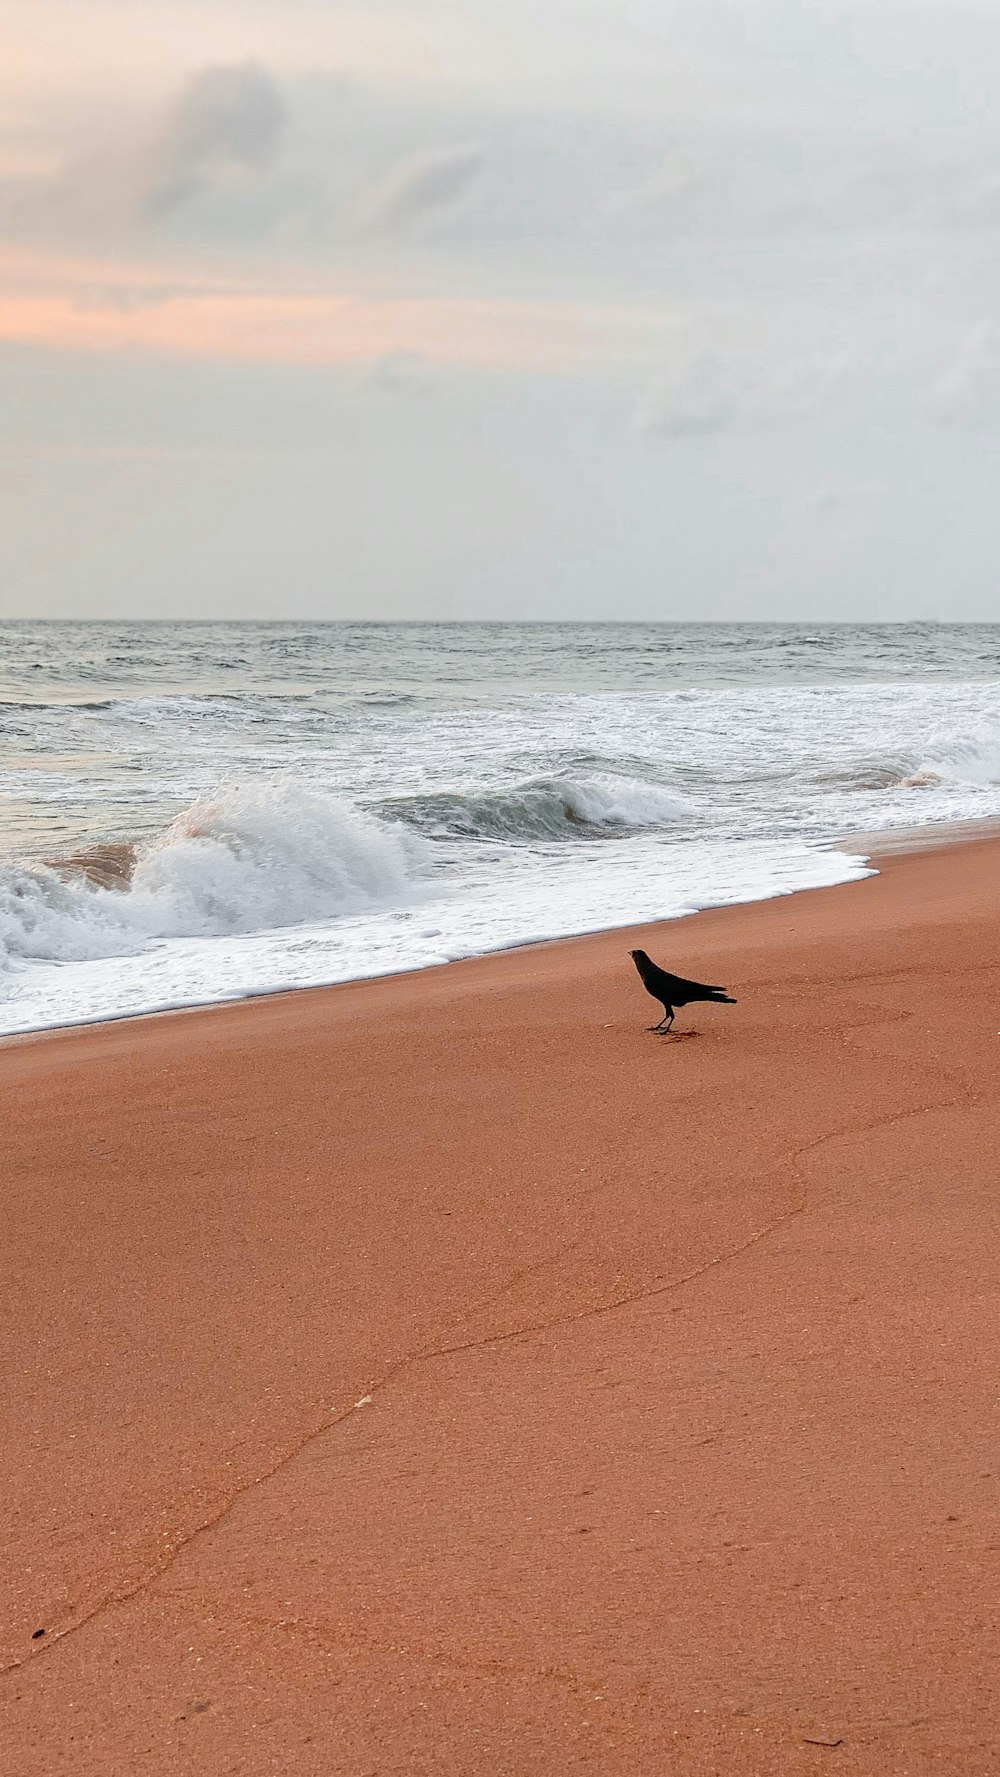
<box><xmin>629</xmin><ymin>949</ymin><xmax>736</xmax><ymax>1034</ymax></box>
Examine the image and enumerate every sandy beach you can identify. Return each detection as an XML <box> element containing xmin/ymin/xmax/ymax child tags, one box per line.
<box><xmin>3</xmin><ymin>834</ymin><xmax>1000</xmax><ymax>1775</ymax></box>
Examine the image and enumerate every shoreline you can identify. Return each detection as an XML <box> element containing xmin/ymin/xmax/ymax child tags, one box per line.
<box><xmin>5</xmin><ymin>831</ymin><xmax>1000</xmax><ymax>1773</ymax></box>
<box><xmin>2</xmin><ymin>856</ymin><xmax>870</xmax><ymax>1046</ymax></box>
<box><xmin>834</xmin><ymin>809</ymin><xmax>1000</xmax><ymax>855</ymax></box>
<box><xmin>7</xmin><ymin>811</ymin><xmax>1000</xmax><ymax>1049</ymax></box>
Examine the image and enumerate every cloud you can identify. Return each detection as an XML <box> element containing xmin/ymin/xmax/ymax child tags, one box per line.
<box><xmin>0</xmin><ymin>67</ymin><xmax>496</xmax><ymax>254</ymax></box>
<box><xmin>927</xmin><ymin>325</ymin><xmax>1000</xmax><ymax>428</ymax></box>
<box><xmin>364</xmin><ymin>143</ymin><xmax>484</xmax><ymax>231</ymax></box>
<box><xmin>740</xmin><ymin>355</ymin><xmax>850</xmax><ymax>426</ymax></box>
<box><xmin>362</xmin><ymin>348</ymin><xmax>435</xmax><ymax>394</ymax></box>
<box><xmin>635</xmin><ymin>354</ymin><xmax>744</xmax><ymax>437</ymax></box>
<box><xmin>139</xmin><ymin>62</ymin><xmax>289</xmax><ymax>216</ymax></box>
<box><xmin>70</xmin><ymin>281</ymin><xmax>191</xmax><ymax>313</ymax></box>
<box><xmin>11</xmin><ymin>44</ymin><xmax>1000</xmax><ymax>278</ymax></box>
<box><xmin>635</xmin><ymin>347</ymin><xmax>851</xmax><ymax>439</ymax></box>
<box><xmin>0</xmin><ymin>246</ymin><xmax>674</xmax><ymax>371</ymax></box>
<box><xmin>0</xmin><ymin>61</ymin><xmax>291</xmax><ymax>245</ymax></box>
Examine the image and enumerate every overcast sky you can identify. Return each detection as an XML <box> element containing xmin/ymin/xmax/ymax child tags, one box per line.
<box><xmin>4</xmin><ymin>0</ymin><xmax>1000</xmax><ymax>620</ymax></box>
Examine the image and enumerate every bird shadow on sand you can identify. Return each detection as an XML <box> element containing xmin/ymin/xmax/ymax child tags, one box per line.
<box><xmin>650</xmin><ymin>1029</ymin><xmax>700</xmax><ymax>1041</ymax></box>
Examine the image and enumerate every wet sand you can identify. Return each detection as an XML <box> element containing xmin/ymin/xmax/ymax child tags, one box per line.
<box><xmin>3</xmin><ymin>836</ymin><xmax>1000</xmax><ymax>1774</ymax></box>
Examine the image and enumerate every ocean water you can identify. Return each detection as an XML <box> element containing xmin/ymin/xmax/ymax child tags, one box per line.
<box><xmin>2</xmin><ymin>620</ymin><xmax>1000</xmax><ymax>1036</ymax></box>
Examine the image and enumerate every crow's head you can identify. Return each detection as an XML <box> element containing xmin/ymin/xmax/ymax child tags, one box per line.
<box><xmin>629</xmin><ymin>948</ymin><xmax>648</xmax><ymax>962</ymax></box>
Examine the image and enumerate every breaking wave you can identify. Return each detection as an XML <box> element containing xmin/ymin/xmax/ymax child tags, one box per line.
<box><xmin>821</xmin><ymin>733</ymin><xmax>1000</xmax><ymax>793</ymax></box>
<box><xmin>0</xmin><ymin>785</ymin><xmax>422</xmax><ymax>976</ymax></box>
<box><xmin>917</xmin><ymin>736</ymin><xmax>1000</xmax><ymax>786</ymax></box>
<box><xmin>381</xmin><ymin>773</ymin><xmax>688</xmax><ymax>843</ymax></box>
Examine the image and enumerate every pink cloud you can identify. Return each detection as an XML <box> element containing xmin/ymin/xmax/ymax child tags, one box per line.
<box><xmin>0</xmin><ymin>246</ymin><xmax>676</xmax><ymax>371</ymax></box>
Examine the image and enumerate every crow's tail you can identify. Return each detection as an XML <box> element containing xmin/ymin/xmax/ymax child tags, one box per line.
<box><xmin>708</xmin><ymin>992</ymin><xmax>737</xmax><ymax>1004</ymax></box>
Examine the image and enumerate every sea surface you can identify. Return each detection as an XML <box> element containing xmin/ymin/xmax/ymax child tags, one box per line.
<box><xmin>2</xmin><ymin>621</ymin><xmax>1000</xmax><ymax>1035</ymax></box>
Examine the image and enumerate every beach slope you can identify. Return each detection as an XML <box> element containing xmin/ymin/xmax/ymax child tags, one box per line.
<box><xmin>3</xmin><ymin>837</ymin><xmax>1000</xmax><ymax>1774</ymax></box>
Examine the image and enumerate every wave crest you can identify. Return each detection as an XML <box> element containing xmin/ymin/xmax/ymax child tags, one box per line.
<box><xmin>0</xmin><ymin>785</ymin><xmax>420</xmax><ymax>975</ymax></box>
<box><xmin>820</xmin><ymin>735</ymin><xmax>1000</xmax><ymax>792</ymax></box>
<box><xmin>917</xmin><ymin>737</ymin><xmax>1000</xmax><ymax>787</ymax></box>
<box><xmin>381</xmin><ymin>773</ymin><xmax>688</xmax><ymax>843</ymax></box>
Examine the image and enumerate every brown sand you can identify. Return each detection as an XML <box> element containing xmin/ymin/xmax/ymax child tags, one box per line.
<box><xmin>2</xmin><ymin>836</ymin><xmax>1000</xmax><ymax>1775</ymax></box>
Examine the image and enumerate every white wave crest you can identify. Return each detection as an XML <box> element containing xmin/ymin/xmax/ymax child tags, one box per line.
<box><xmin>556</xmin><ymin>775</ymin><xmax>689</xmax><ymax>828</ymax></box>
<box><xmin>0</xmin><ymin>785</ymin><xmax>421</xmax><ymax>976</ymax></box>
<box><xmin>383</xmin><ymin>773</ymin><xmax>688</xmax><ymax>842</ymax></box>
<box><xmin>822</xmin><ymin>732</ymin><xmax>1000</xmax><ymax>793</ymax></box>
<box><xmin>916</xmin><ymin>735</ymin><xmax>1000</xmax><ymax>787</ymax></box>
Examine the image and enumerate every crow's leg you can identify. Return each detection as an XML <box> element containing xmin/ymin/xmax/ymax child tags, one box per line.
<box><xmin>647</xmin><ymin>1007</ymin><xmax>674</xmax><ymax>1033</ymax></box>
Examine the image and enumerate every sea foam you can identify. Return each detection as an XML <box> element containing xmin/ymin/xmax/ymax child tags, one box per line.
<box><xmin>0</xmin><ymin>785</ymin><xmax>422</xmax><ymax>974</ymax></box>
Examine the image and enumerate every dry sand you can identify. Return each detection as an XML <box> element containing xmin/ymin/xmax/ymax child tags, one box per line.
<box><xmin>3</xmin><ymin>836</ymin><xmax>1000</xmax><ymax>1775</ymax></box>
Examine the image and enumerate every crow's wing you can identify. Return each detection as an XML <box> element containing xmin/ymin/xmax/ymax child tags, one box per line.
<box><xmin>661</xmin><ymin>972</ymin><xmax>727</xmax><ymax>996</ymax></box>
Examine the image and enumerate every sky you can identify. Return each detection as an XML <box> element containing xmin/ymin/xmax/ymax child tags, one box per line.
<box><xmin>3</xmin><ymin>0</ymin><xmax>1000</xmax><ymax>620</ymax></box>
